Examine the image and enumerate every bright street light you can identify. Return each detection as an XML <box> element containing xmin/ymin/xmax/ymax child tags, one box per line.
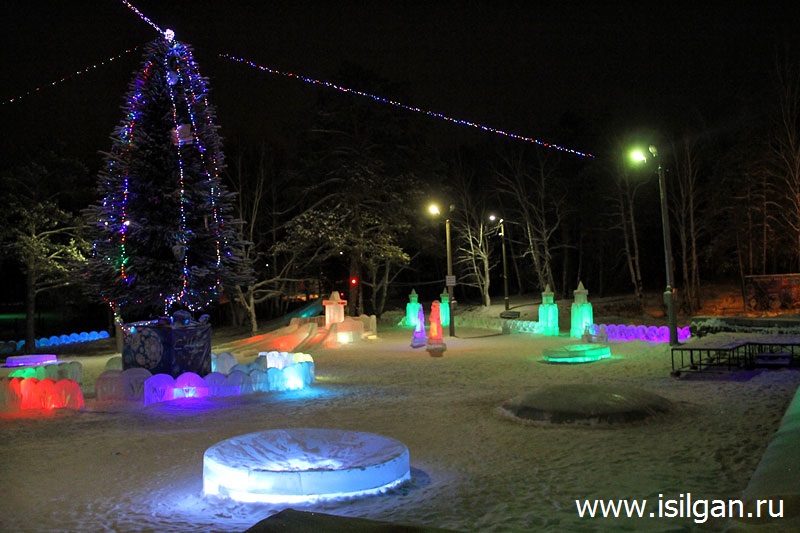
<box><xmin>489</xmin><ymin>215</ymin><xmax>514</xmax><ymax>315</ymax></box>
<box><xmin>630</xmin><ymin>145</ymin><xmax>679</xmax><ymax>345</ymax></box>
<box><xmin>429</xmin><ymin>203</ymin><xmax>455</xmax><ymax>337</ymax></box>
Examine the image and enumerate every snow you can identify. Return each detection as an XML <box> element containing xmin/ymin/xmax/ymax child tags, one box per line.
<box><xmin>2</xmin><ymin>317</ymin><xmax>800</xmax><ymax>531</ymax></box>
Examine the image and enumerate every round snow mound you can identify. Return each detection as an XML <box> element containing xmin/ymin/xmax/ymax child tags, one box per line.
<box><xmin>203</xmin><ymin>428</ymin><xmax>410</xmax><ymax>503</ymax></box>
<box><xmin>499</xmin><ymin>384</ymin><xmax>672</xmax><ymax>426</ymax></box>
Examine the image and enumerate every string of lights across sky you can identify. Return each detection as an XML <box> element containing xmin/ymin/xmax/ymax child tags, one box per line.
<box><xmin>3</xmin><ymin>0</ymin><xmax>594</xmax><ymax>158</ymax></box>
<box><xmin>0</xmin><ymin>46</ymin><xmax>140</xmax><ymax>106</ymax></box>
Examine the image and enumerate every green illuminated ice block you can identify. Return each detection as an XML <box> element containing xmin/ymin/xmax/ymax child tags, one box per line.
<box><xmin>570</xmin><ymin>281</ymin><xmax>593</xmax><ymax>339</ymax></box>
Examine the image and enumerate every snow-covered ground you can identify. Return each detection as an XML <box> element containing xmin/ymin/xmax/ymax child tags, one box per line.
<box><xmin>2</xmin><ymin>312</ymin><xmax>799</xmax><ymax>532</ymax></box>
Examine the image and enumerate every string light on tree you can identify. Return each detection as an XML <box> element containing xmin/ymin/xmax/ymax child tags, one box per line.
<box><xmin>86</xmin><ymin>29</ymin><xmax>247</xmax><ymax>321</ymax></box>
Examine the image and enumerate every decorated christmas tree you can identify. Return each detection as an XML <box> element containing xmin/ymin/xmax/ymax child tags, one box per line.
<box><xmin>86</xmin><ymin>30</ymin><xmax>246</xmax><ymax>323</ymax></box>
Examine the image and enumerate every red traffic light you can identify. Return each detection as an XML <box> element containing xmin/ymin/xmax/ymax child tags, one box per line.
<box><xmin>350</xmin><ymin>277</ymin><xmax>358</xmax><ymax>285</ymax></box>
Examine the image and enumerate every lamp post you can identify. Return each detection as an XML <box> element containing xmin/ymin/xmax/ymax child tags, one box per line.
<box><xmin>429</xmin><ymin>204</ymin><xmax>456</xmax><ymax>337</ymax></box>
<box><xmin>489</xmin><ymin>215</ymin><xmax>511</xmax><ymax>312</ymax></box>
<box><xmin>632</xmin><ymin>145</ymin><xmax>679</xmax><ymax>345</ymax></box>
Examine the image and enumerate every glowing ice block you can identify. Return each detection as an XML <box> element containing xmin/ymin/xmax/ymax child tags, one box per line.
<box><xmin>538</xmin><ymin>284</ymin><xmax>559</xmax><ymax>336</ymax></box>
<box><xmin>542</xmin><ymin>343</ymin><xmax>611</xmax><ymax>364</ymax></box>
<box><xmin>203</xmin><ymin>428</ymin><xmax>411</xmax><ymax>503</ymax></box>
<box><xmin>404</xmin><ymin>289</ymin><xmax>422</xmax><ymax>328</ymax></box>
<box><xmin>4</xmin><ymin>354</ymin><xmax>57</xmax><ymax>367</ymax></box>
<box><xmin>439</xmin><ymin>289</ymin><xmax>451</xmax><ymax>328</ymax></box>
<box><xmin>323</xmin><ymin>291</ymin><xmax>347</xmax><ymax>327</ymax></box>
<box><xmin>570</xmin><ymin>281</ymin><xmax>593</xmax><ymax>338</ymax></box>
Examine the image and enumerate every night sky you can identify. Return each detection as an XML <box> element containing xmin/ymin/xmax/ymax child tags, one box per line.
<box><xmin>2</xmin><ymin>1</ymin><xmax>799</xmax><ymax>168</ymax></box>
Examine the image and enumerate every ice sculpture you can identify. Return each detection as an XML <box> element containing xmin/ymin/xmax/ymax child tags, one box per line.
<box><xmin>203</xmin><ymin>428</ymin><xmax>411</xmax><ymax>503</ymax></box>
<box><xmin>410</xmin><ymin>306</ymin><xmax>427</xmax><ymax>348</ymax></box>
<box><xmin>144</xmin><ymin>374</ymin><xmax>178</xmax><ymax>405</ymax></box>
<box><xmin>4</xmin><ymin>354</ymin><xmax>57</xmax><ymax>367</ymax></box>
<box><xmin>0</xmin><ymin>377</ymin><xmax>84</xmax><ymax>411</ymax></box>
<box><xmin>439</xmin><ymin>289</ymin><xmax>451</xmax><ymax>328</ymax></box>
<box><xmin>323</xmin><ymin>291</ymin><xmax>347</xmax><ymax>328</ymax></box>
<box><xmin>105</xmin><ymin>356</ymin><xmax>122</xmax><ymax>371</ymax></box>
<box><xmin>538</xmin><ymin>284</ymin><xmax>559</xmax><ymax>336</ymax></box>
<box><xmin>570</xmin><ymin>281</ymin><xmax>594</xmax><ymax>338</ymax></box>
<box><xmin>542</xmin><ymin>344</ymin><xmax>611</xmax><ymax>364</ymax></box>
<box><xmin>122</xmin><ymin>368</ymin><xmax>153</xmax><ymax>401</ymax></box>
<box><xmin>211</xmin><ymin>352</ymin><xmax>237</xmax><ymax>374</ymax></box>
<box><xmin>95</xmin><ymin>370</ymin><xmax>126</xmax><ymax>401</ymax></box>
<box><xmin>596</xmin><ymin>323</ymin><xmax>691</xmax><ymax>343</ymax></box>
<box><xmin>100</xmin><ymin>351</ymin><xmax>316</xmax><ymax>405</ymax></box>
<box><xmin>335</xmin><ymin>317</ymin><xmax>364</xmax><ymax>344</ymax></box>
<box><xmin>426</xmin><ymin>301</ymin><xmax>446</xmax><ymax>356</ymax></box>
<box><xmin>404</xmin><ymin>289</ymin><xmax>421</xmax><ymax>328</ymax></box>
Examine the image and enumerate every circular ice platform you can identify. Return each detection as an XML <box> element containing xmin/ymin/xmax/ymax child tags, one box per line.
<box><xmin>203</xmin><ymin>428</ymin><xmax>410</xmax><ymax>503</ymax></box>
<box><xmin>542</xmin><ymin>343</ymin><xmax>611</xmax><ymax>364</ymax></box>
<box><xmin>499</xmin><ymin>384</ymin><xmax>672</xmax><ymax>426</ymax></box>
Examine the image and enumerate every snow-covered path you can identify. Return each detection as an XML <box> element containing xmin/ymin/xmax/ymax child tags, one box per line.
<box><xmin>1</xmin><ymin>327</ymin><xmax>798</xmax><ymax>531</ymax></box>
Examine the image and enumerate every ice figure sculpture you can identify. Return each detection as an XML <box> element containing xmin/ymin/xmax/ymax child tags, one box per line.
<box><xmin>410</xmin><ymin>306</ymin><xmax>427</xmax><ymax>348</ymax></box>
<box><xmin>570</xmin><ymin>281</ymin><xmax>594</xmax><ymax>339</ymax></box>
<box><xmin>323</xmin><ymin>291</ymin><xmax>347</xmax><ymax>328</ymax></box>
<box><xmin>203</xmin><ymin>428</ymin><xmax>411</xmax><ymax>503</ymax></box>
<box><xmin>404</xmin><ymin>289</ymin><xmax>421</xmax><ymax>328</ymax></box>
<box><xmin>538</xmin><ymin>284</ymin><xmax>559</xmax><ymax>336</ymax></box>
<box><xmin>426</xmin><ymin>301</ymin><xmax>446</xmax><ymax>356</ymax></box>
<box><xmin>439</xmin><ymin>288</ymin><xmax>451</xmax><ymax>328</ymax></box>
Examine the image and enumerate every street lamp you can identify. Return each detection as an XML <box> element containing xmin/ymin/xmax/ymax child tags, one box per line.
<box><xmin>631</xmin><ymin>145</ymin><xmax>679</xmax><ymax>345</ymax></box>
<box><xmin>489</xmin><ymin>215</ymin><xmax>514</xmax><ymax>315</ymax></box>
<box><xmin>429</xmin><ymin>203</ymin><xmax>456</xmax><ymax>337</ymax></box>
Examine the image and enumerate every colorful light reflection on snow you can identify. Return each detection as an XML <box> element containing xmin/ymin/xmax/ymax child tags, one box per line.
<box><xmin>203</xmin><ymin>428</ymin><xmax>411</xmax><ymax>504</ymax></box>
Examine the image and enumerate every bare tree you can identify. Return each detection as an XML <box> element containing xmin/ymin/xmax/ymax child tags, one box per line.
<box><xmin>615</xmin><ymin>170</ymin><xmax>645</xmax><ymax>306</ymax></box>
<box><xmin>671</xmin><ymin>133</ymin><xmax>705</xmax><ymax>313</ymax></box>
<box><xmin>494</xmin><ymin>146</ymin><xmax>561</xmax><ymax>294</ymax></box>
<box><xmin>449</xmin><ymin>163</ymin><xmax>493</xmax><ymax>306</ymax></box>
<box><xmin>766</xmin><ymin>56</ymin><xmax>800</xmax><ymax>269</ymax></box>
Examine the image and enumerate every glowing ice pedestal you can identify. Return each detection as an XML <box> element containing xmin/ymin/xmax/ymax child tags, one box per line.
<box><xmin>542</xmin><ymin>344</ymin><xmax>611</xmax><ymax>364</ymax></box>
<box><xmin>4</xmin><ymin>354</ymin><xmax>58</xmax><ymax>367</ymax></box>
<box><xmin>203</xmin><ymin>428</ymin><xmax>411</xmax><ymax>504</ymax></box>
